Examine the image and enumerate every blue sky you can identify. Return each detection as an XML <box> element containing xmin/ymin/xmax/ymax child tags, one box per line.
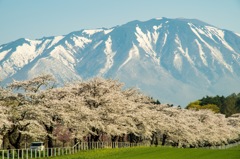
<box><xmin>0</xmin><ymin>0</ymin><xmax>240</xmax><ymax>45</ymax></box>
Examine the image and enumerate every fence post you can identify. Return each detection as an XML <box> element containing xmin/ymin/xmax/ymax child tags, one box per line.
<box><xmin>43</xmin><ymin>149</ymin><xmax>45</xmax><ymax>158</ymax></box>
<box><xmin>12</xmin><ymin>150</ymin><xmax>14</xmax><ymax>159</ymax></box>
<box><xmin>17</xmin><ymin>149</ymin><xmax>19</xmax><ymax>159</ymax></box>
<box><xmin>26</xmin><ymin>149</ymin><xmax>28</xmax><ymax>159</ymax></box>
<box><xmin>21</xmin><ymin>149</ymin><xmax>23</xmax><ymax>159</ymax></box>
<box><xmin>35</xmin><ymin>149</ymin><xmax>37</xmax><ymax>158</ymax></box>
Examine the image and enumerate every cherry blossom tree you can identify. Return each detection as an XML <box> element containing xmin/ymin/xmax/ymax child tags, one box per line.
<box><xmin>1</xmin><ymin>74</ymin><xmax>240</xmax><ymax>150</ymax></box>
<box><xmin>2</xmin><ymin>75</ymin><xmax>55</xmax><ymax>149</ymax></box>
<box><xmin>53</xmin><ymin>125</ymin><xmax>72</xmax><ymax>147</ymax></box>
<box><xmin>64</xmin><ymin>78</ymin><xmax>148</xmax><ymax>143</ymax></box>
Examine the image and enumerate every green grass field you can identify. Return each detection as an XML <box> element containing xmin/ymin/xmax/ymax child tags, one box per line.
<box><xmin>45</xmin><ymin>145</ymin><xmax>240</xmax><ymax>159</ymax></box>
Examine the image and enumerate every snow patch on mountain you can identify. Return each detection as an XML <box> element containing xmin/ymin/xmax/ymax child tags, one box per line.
<box><xmin>235</xmin><ymin>33</ymin><xmax>240</xmax><ymax>37</ymax></box>
<box><xmin>7</xmin><ymin>42</ymin><xmax>39</xmax><ymax>68</ymax></box>
<box><xmin>83</xmin><ymin>29</ymin><xmax>103</xmax><ymax>36</ymax></box>
<box><xmin>153</xmin><ymin>24</ymin><xmax>162</xmax><ymax>30</ymax></box>
<box><xmin>0</xmin><ymin>49</ymin><xmax>11</xmax><ymax>61</ymax></box>
<box><xmin>47</xmin><ymin>36</ymin><xmax>64</xmax><ymax>49</ymax></box>
<box><xmin>99</xmin><ymin>36</ymin><xmax>116</xmax><ymax>76</ymax></box>
<box><xmin>119</xmin><ymin>43</ymin><xmax>139</xmax><ymax>70</ymax></box>
<box><xmin>104</xmin><ymin>29</ymin><xmax>114</xmax><ymax>34</ymax></box>
<box><xmin>135</xmin><ymin>26</ymin><xmax>159</xmax><ymax>64</ymax></box>
<box><xmin>212</xmin><ymin>47</ymin><xmax>233</xmax><ymax>72</ymax></box>
<box><xmin>93</xmin><ymin>40</ymin><xmax>103</xmax><ymax>49</ymax></box>
<box><xmin>162</xmin><ymin>33</ymin><xmax>168</xmax><ymax>48</ymax></box>
<box><xmin>72</xmin><ymin>36</ymin><xmax>92</xmax><ymax>49</ymax></box>
<box><xmin>175</xmin><ymin>35</ymin><xmax>193</xmax><ymax>65</ymax></box>
<box><xmin>50</xmin><ymin>45</ymin><xmax>76</xmax><ymax>71</ymax></box>
<box><xmin>173</xmin><ymin>52</ymin><xmax>182</xmax><ymax>71</ymax></box>
<box><xmin>189</xmin><ymin>23</ymin><xmax>233</xmax><ymax>72</ymax></box>
<box><xmin>152</xmin><ymin>30</ymin><xmax>159</xmax><ymax>44</ymax></box>
<box><xmin>206</xmin><ymin>26</ymin><xmax>235</xmax><ymax>52</ymax></box>
<box><xmin>195</xmin><ymin>39</ymin><xmax>208</xmax><ymax>66</ymax></box>
<box><xmin>135</xmin><ymin>26</ymin><xmax>153</xmax><ymax>53</ymax></box>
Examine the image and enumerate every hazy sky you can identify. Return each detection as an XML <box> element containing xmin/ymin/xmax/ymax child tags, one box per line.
<box><xmin>0</xmin><ymin>0</ymin><xmax>240</xmax><ymax>45</ymax></box>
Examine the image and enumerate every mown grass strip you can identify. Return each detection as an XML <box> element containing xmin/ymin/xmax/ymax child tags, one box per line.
<box><xmin>44</xmin><ymin>146</ymin><xmax>240</xmax><ymax>159</ymax></box>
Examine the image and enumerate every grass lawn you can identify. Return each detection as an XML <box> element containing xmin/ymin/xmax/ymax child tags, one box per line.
<box><xmin>45</xmin><ymin>145</ymin><xmax>240</xmax><ymax>159</ymax></box>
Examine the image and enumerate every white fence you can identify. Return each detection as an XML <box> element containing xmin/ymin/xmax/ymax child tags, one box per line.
<box><xmin>204</xmin><ymin>141</ymin><xmax>240</xmax><ymax>149</ymax></box>
<box><xmin>0</xmin><ymin>142</ymin><xmax>149</xmax><ymax>159</ymax></box>
<box><xmin>1</xmin><ymin>141</ymin><xmax>240</xmax><ymax>159</ymax></box>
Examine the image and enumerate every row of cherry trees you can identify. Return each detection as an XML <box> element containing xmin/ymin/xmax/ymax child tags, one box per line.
<box><xmin>0</xmin><ymin>75</ymin><xmax>240</xmax><ymax>149</ymax></box>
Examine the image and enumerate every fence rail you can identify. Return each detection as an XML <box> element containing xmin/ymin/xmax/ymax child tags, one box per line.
<box><xmin>1</xmin><ymin>141</ymin><xmax>240</xmax><ymax>159</ymax></box>
<box><xmin>0</xmin><ymin>142</ymin><xmax>149</xmax><ymax>159</ymax></box>
<box><xmin>204</xmin><ymin>141</ymin><xmax>240</xmax><ymax>149</ymax></box>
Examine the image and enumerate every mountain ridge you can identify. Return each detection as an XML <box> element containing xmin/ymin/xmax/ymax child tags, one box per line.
<box><xmin>1</xmin><ymin>17</ymin><xmax>240</xmax><ymax>106</ymax></box>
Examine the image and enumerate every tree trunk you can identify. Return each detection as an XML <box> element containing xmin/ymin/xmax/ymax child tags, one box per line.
<box><xmin>151</xmin><ymin>133</ymin><xmax>156</xmax><ymax>145</ymax></box>
<box><xmin>162</xmin><ymin>134</ymin><xmax>167</xmax><ymax>146</ymax></box>
<box><xmin>155</xmin><ymin>135</ymin><xmax>159</xmax><ymax>146</ymax></box>
<box><xmin>8</xmin><ymin>128</ymin><xmax>22</xmax><ymax>149</ymax></box>
<box><xmin>111</xmin><ymin>136</ymin><xmax>119</xmax><ymax>148</ymax></box>
<box><xmin>47</xmin><ymin>135</ymin><xmax>53</xmax><ymax>156</ymax></box>
<box><xmin>87</xmin><ymin>136</ymin><xmax>92</xmax><ymax>149</ymax></box>
<box><xmin>7</xmin><ymin>128</ymin><xmax>23</xmax><ymax>157</ymax></box>
<box><xmin>90</xmin><ymin>128</ymin><xmax>100</xmax><ymax>142</ymax></box>
<box><xmin>74</xmin><ymin>138</ymin><xmax>79</xmax><ymax>150</ymax></box>
<box><xmin>2</xmin><ymin>134</ymin><xmax>7</xmax><ymax>149</ymax></box>
<box><xmin>128</xmin><ymin>133</ymin><xmax>134</xmax><ymax>144</ymax></box>
<box><xmin>47</xmin><ymin>135</ymin><xmax>54</xmax><ymax>147</ymax></box>
<box><xmin>151</xmin><ymin>133</ymin><xmax>159</xmax><ymax>146</ymax></box>
<box><xmin>44</xmin><ymin>124</ymin><xmax>54</xmax><ymax>156</ymax></box>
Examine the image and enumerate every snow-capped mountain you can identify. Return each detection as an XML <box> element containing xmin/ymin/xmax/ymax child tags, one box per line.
<box><xmin>1</xmin><ymin>17</ymin><xmax>240</xmax><ymax>106</ymax></box>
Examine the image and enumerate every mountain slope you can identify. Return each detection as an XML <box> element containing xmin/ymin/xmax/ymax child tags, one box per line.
<box><xmin>1</xmin><ymin>17</ymin><xmax>240</xmax><ymax>106</ymax></box>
